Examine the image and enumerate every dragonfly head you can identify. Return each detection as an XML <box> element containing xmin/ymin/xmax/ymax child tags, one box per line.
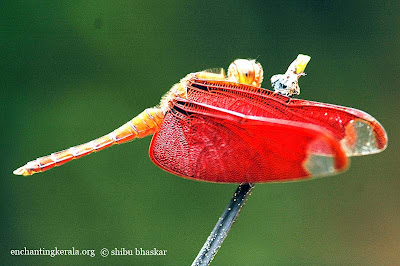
<box><xmin>228</xmin><ymin>59</ymin><xmax>264</xmax><ymax>87</ymax></box>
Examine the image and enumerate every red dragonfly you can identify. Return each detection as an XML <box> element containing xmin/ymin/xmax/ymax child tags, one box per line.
<box><xmin>14</xmin><ymin>55</ymin><xmax>387</xmax><ymax>182</ymax></box>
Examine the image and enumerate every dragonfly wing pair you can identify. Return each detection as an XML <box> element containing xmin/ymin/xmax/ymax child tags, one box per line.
<box><xmin>149</xmin><ymin>77</ymin><xmax>387</xmax><ymax>183</ymax></box>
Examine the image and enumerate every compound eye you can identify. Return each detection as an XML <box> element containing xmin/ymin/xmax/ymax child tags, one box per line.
<box><xmin>253</xmin><ymin>61</ymin><xmax>264</xmax><ymax>87</ymax></box>
<box><xmin>228</xmin><ymin>59</ymin><xmax>263</xmax><ymax>87</ymax></box>
<box><xmin>227</xmin><ymin>61</ymin><xmax>240</xmax><ymax>83</ymax></box>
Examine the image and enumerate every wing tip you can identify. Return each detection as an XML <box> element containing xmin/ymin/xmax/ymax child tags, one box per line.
<box><xmin>343</xmin><ymin>119</ymin><xmax>388</xmax><ymax>156</ymax></box>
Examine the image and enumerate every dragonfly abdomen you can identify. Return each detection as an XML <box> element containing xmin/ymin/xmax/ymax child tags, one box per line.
<box><xmin>14</xmin><ymin>108</ymin><xmax>164</xmax><ymax>176</ymax></box>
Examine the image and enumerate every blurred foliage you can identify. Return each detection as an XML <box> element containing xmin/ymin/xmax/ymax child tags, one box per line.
<box><xmin>1</xmin><ymin>0</ymin><xmax>399</xmax><ymax>265</ymax></box>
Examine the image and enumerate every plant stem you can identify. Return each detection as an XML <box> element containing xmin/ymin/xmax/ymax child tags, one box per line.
<box><xmin>191</xmin><ymin>183</ymin><xmax>255</xmax><ymax>266</ymax></box>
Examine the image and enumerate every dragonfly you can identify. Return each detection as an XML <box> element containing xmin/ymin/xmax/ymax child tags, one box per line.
<box><xmin>13</xmin><ymin>54</ymin><xmax>387</xmax><ymax>182</ymax></box>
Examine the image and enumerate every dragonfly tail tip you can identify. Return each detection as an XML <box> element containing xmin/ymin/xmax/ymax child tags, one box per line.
<box><xmin>13</xmin><ymin>166</ymin><xmax>28</xmax><ymax>176</ymax></box>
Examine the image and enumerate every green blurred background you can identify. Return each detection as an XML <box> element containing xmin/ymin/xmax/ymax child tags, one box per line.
<box><xmin>2</xmin><ymin>1</ymin><xmax>399</xmax><ymax>265</ymax></box>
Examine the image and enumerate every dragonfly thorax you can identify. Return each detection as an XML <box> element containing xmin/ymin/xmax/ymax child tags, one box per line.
<box><xmin>159</xmin><ymin>59</ymin><xmax>265</xmax><ymax>114</ymax></box>
<box><xmin>159</xmin><ymin>83</ymin><xmax>187</xmax><ymax>114</ymax></box>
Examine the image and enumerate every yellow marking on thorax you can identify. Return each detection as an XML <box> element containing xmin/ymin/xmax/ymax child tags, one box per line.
<box><xmin>159</xmin><ymin>70</ymin><xmax>230</xmax><ymax>114</ymax></box>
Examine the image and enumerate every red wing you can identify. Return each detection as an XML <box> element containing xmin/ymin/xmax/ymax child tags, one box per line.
<box><xmin>186</xmin><ymin>78</ymin><xmax>387</xmax><ymax>156</ymax></box>
<box><xmin>149</xmin><ymin>99</ymin><xmax>348</xmax><ymax>183</ymax></box>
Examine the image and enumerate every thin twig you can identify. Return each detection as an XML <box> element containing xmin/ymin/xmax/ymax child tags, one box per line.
<box><xmin>191</xmin><ymin>183</ymin><xmax>255</xmax><ymax>266</ymax></box>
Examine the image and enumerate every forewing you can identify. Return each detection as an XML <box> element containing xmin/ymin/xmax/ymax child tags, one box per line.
<box><xmin>187</xmin><ymin>78</ymin><xmax>387</xmax><ymax>156</ymax></box>
<box><xmin>149</xmin><ymin>99</ymin><xmax>348</xmax><ymax>183</ymax></box>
